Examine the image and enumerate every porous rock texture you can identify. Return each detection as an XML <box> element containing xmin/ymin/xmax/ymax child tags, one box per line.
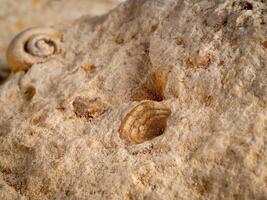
<box><xmin>0</xmin><ymin>0</ymin><xmax>267</xmax><ymax>199</ymax></box>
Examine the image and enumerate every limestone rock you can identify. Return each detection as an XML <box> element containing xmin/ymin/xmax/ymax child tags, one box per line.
<box><xmin>0</xmin><ymin>0</ymin><xmax>266</xmax><ymax>199</ymax></box>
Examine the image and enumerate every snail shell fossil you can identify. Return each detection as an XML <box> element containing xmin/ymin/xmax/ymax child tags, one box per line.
<box><xmin>119</xmin><ymin>101</ymin><xmax>171</xmax><ymax>145</ymax></box>
<box><xmin>6</xmin><ymin>27</ymin><xmax>63</xmax><ymax>72</ymax></box>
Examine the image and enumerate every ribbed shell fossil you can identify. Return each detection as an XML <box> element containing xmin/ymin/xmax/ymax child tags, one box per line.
<box><xmin>6</xmin><ymin>27</ymin><xmax>62</xmax><ymax>72</ymax></box>
<box><xmin>119</xmin><ymin>101</ymin><xmax>171</xmax><ymax>145</ymax></box>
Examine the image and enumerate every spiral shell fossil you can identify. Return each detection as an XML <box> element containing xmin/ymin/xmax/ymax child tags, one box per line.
<box><xmin>119</xmin><ymin>101</ymin><xmax>171</xmax><ymax>145</ymax></box>
<box><xmin>6</xmin><ymin>27</ymin><xmax>62</xmax><ymax>72</ymax></box>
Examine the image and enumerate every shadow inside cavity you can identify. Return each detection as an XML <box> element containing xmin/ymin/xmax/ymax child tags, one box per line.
<box><xmin>0</xmin><ymin>64</ymin><xmax>10</xmax><ymax>85</ymax></box>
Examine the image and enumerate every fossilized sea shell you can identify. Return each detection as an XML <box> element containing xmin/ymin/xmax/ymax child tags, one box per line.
<box><xmin>119</xmin><ymin>101</ymin><xmax>171</xmax><ymax>145</ymax></box>
<box><xmin>6</xmin><ymin>27</ymin><xmax>62</xmax><ymax>72</ymax></box>
<box><xmin>72</xmin><ymin>96</ymin><xmax>108</xmax><ymax>120</ymax></box>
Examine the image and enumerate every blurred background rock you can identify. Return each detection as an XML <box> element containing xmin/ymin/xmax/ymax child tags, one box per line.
<box><xmin>0</xmin><ymin>0</ymin><xmax>120</xmax><ymax>81</ymax></box>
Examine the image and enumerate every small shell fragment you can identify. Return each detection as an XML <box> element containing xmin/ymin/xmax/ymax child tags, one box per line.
<box><xmin>72</xmin><ymin>97</ymin><xmax>107</xmax><ymax>120</ymax></box>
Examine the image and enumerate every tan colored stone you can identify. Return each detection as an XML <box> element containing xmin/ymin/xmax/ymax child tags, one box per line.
<box><xmin>0</xmin><ymin>0</ymin><xmax>266</xmax><ymax>199</ymax></box>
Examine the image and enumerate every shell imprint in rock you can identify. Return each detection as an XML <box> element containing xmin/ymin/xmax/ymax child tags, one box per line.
<box><xmin>131</xmin><ymin>67</ymin><xmax>171</xmax><ymax>102</ymax></box>
<box><xmin>119</xmin><ymin>101</ymin><xmax>171</xmax><ymax>145</ymax></box>
<box><xmin>6</xmin><ymin>27</ymin><xmax>62</xmax><ymax>72</ymax></box>
<box><xmin>72</xmin><ymin>97</ymin><xmax>108</xmax><ymax>120</ymax></box>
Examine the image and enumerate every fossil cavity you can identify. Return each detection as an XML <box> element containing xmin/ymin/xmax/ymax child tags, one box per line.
<box><xmin>131</xmin><ymin>67</ymin><xmax>171</xmax><ymax>102</ymax></box>
<box><xmin>119</xmin><ymin>101</ymin><xmax>171</xmax><ymax>145</ymax></box>
<box><xmin>72</xmin><ymin>97</ymin><xmax>108</xmax><ymax>120</ymax></box>
<box><xmin>23</xmin><ymin>85</ymin><xmax>36</xmax><ymax>101</ymax></box>
<box><xmin>6</xmin><ymin>27</ymin><xmax>63</xmax><ymax>72</ymax></box>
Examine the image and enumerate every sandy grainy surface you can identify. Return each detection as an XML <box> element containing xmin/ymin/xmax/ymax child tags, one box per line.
<box><xmin>0</xmin><ymin>0</ymin><xmax>267</xmax><ymax>199</ymax></box>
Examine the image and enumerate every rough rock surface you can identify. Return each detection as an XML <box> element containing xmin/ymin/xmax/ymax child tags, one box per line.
<box><xmin>0</xmin><ymin>0</ymin><xmax>266</xmax><ymax>199</ymax></box>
